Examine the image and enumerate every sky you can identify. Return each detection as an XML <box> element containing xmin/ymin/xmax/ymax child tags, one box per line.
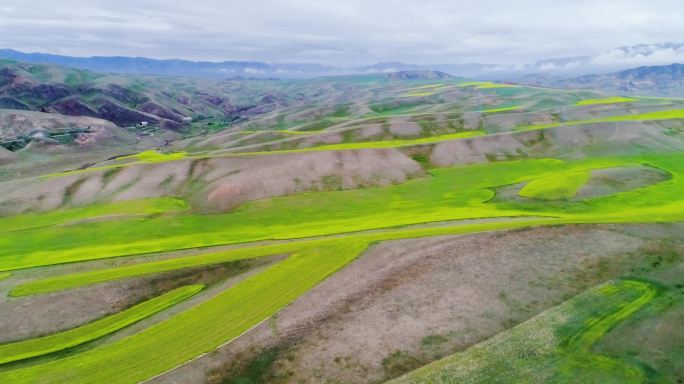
<box><xmin>1</xmin><ymin>0</ymin><xmax>684</xmax><ymax>66</ymax></box>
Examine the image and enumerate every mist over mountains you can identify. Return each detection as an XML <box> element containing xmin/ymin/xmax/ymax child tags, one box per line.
<box><xmin>2</xmin><ymin>43</ymin><xmax>684</xmax><ymax>80</ymax></box>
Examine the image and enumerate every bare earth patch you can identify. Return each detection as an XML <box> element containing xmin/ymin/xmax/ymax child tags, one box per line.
<box><xmin>0</xmin><ymin>256</ymin><xmax>280</xmax><ymax>344</ymax></box>
<box><xmin>576</xmin><ymin>165</ymin><xmax>671</xmax><ymax>198</ymax></box>
<box><xmin>152</xmin><ymin>223</ymin><xmax>684</xmax><ymax>384</ymax></box>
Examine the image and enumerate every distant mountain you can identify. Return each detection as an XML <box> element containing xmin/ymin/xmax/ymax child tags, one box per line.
<box><xmin>527</xmin><ymin>43</ymin><xmax>684</xmax><ymax>76</ymax></box>
<box><xmin>0</xmin><ymin>48</ymin><xmax>491</xmax><ymax>80</ymax></box>
<box><xmin>386</xmin><ymin>70</ymin><xmax>453</xmax><ymax>80</ymax></box>
<box><xmin>0</xmin><ymin>58</ymin><xmax>308</xmax><ymax>130</ymax></box>
<box><xmin>356</xmin><ymin>62</ymin><xmax>424</xmax><ymax>73</ymax></box>
<box><xmin>0</xmin><ymin>49</ymin><xmax>343</xmax><ymax>79</ymax></box>
<box><xmin>361</xmin><ymin>43</ymin><xmax>684</xmax><ymax>80</ymax></box>
<box><xmin>468</xmin><ymin>43</ymin><xmax>684</xmax><ymax>80</ymax></box>
<box><xmin>558</xmin><ymin>63</ymin><xmax>684</xmax><ymax>96</ymax></box>
<box><xmin>2</xmin><ymin>43</ymin><xmax>684</xmax><ymax>81</ymax></box>
<box><xmin>518</xmin><ymin>63</ymin><xmax>684</xmax><ymax>97</ymax></box>
<box><xmin>451</xmin><ymin>43</ymin><xmax>684</xmax><ymax>79</ymax></box>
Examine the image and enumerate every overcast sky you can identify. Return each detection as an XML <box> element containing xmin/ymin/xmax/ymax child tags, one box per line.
<box><xmin>1</xmin><ymin>0</ymin><xmax>683</xmax><ymax>66</ymax></box>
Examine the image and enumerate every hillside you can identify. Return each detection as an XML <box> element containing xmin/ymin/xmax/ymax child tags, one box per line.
<box><xmin>0</xmin><ymin>59</ymin><xmax>325</xmax><ymax>132</ymax></box>
<box><xmin>1</xmin><ymin>68</ymin><xmax>684</xmax><ymax>384</ymax></box>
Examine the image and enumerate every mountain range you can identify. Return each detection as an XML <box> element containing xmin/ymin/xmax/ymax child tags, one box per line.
<box><xmin>520</xmin><ymin>63</ymin><xmax>684</xmax><ymax>97</ymax></box>
<box><xmin>2</xmin><ymin>43</ymin><xmax>684</xmax><ymax>80</ymax></box>
<box><xmin>0</xmin><ymin>58</ymin><xmax>302</xmax><ymax>131</ymax></box>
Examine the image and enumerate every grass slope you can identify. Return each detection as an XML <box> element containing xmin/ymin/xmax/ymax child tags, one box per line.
<box><xmin>11</xmin><ymin>218</ymin><xmax>562</xmax><ymax>296</ymax></box>
<box><xmin>519</xmin><ymin>171</ymin><xmax>590</xmax><ymax>200</ymax></box>
<box><xmin>0</xmin><ymin>285</ymin><xmax>203</xmax><ymax>365</ymax></box>
<box><xmin>3</xmin><ymin>154</ymin><xmax>684</xmax><ymax>383</ymax></box>
<box><xmin>119</xmin><ymin>150</ymin><xmax>188</xmax><ymax>163</ymax></box>
<box><xmin>43</xmin><ymin>105</ymin><xmax>684</xmax><ymax>179</ymax></box>
<box><xmin>481</xmin><ymin>105</ymin><xmax>522</xmax><ymax>113</ymax></box>
<box><xmin>46</xmin><ymin>131</ymin><xmax>484</xmax><ymax>178</ymax></box>
<box><xmin>0</xmin><ymin>198</ymin><xmax>188</xmax><ymax>233</ymax></box>
<box><xmin>458</xmin><ymin>81</ymin><xmax>519</xmax><ymax>89</ymax></box>
<box><xmin>4</xmin><ymin>154</ymin><xmax>684</xmax><ymax>272</ymax></box>
<box><xmin>576</xmin><ymin>97</ymin><xmax>638</xmax><ymax>106</ymax></box>
<box><xmin>516</xmin><ymin>109</ymin><xmax>684</xmax><ymax>132</ymax></box>
<box><xmin>0</xmin><ymin>241</ymin><xmax>368</xmax><ymax>384</ymax></box>
<box><xmin>387</xmin><ymin>279</ymin><xmax>658</xmax><ymax>384</ymax></box>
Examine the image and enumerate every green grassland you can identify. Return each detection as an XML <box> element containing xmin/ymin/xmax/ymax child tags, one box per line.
<box><xmin>5</xmin><ymin>154</ymin><xmax>684</xmax><ymax>272</ymax></box>
<box><xmin>387</xmin><ymin>279</ymin><xmax>659</xmax><ymax>383</ymax></box>
<box><xmin>238</xmin><ymin>130</ymin><xmax>317</xmax><ymax>135</ymax></box>
<box><xmin>271</xmin><ymin>130</ymin><xmax>485</xmax><ymax>151</ymax></box>
<box><xmin>0</xmin><ymin>241</ymin><xmax>369</xmax><ymax>383</ymax></box>
<box><xmin>516</xmin><ymin>109</ymin><xmax>684</xmax><ymax>132</ymax></box>
<box><xmin>576</xmin><ymin>97</ymin><xmax>638</xmax><ymax>106</ymax></box>
<box><xmin>0</xmin><ymin>198</ymin><xmax>188</xmax><ymax>233</ymax></box>
<box><xmin>8</xmin><ymin>149</ymin><xmax>684</xmax><ymax>381</ymax></box>
<box><xmin>409</xmin><ymin>84</ymin><xmax>445</xmax><ymax>90</ymax></box>
<box><xmin>118</xmin><ymin>150</ymin><xmax>188</xmax><ymax>163</ymax></box>
<box><xmin>45</xmin><ymin>107</ymin><xmax>684</xmax><ymax>182</ymax></box>
<box><xmin>481</xmin><ymin>105</ymin><xmax>522</xmax><ymax>113</ymax></box>
<box><xmin>0</xmin><ymin>285</ymin><xmax>203</xmax><ymax>365</ymax></box>
<box><xmin>45</xmin><ymin>130</ymin><xmax>485</xmax><ymax>178</ymax></box>
<box><xmin>10</xmin><ymin>218</ymin><xmax>563</xmax><ymax>297</ymax></box>
<box><xmin>0</xmin><ymin>272</ymin><xmax>10</xmax><ymax>281</ymax></box>
<box><xmin>0</xmin><ymin>218</ymin><xmax>675</xmax><ymax>382</ymax></box>
<box><xmin>4</xmin><ymin>82</ymin><xmax>684</xmax><ymax>384</ymax></box>
<box><xmin>39</xmin><ymin>93</ymin><xmax>684</xmax><ymax>180</ymax></box>
<box><xmin>458</xmin><ymin>81</ymin><xmax>520</xmax><ymax>89</ymax></box>
<box><xmin>368</xmin><ymin>101</ymin><xmax>427</xmax><ymax>116</ymax></box>
<box><xmin>519</xmin><ymin>171</ymin><xmax>590</xmax><ymax>200</ymax></box>
<box><xmin>405</xmin><ymin>91</ymin><xmax>437</xmax><ymax>97</ymax></box>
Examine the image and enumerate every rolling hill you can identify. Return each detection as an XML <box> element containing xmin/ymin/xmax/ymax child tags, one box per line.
<box><xmin>1</xmin><ymin>60</ymin><xmax>684</xmax><ymax>384</ymax></box>
<box><xmin>0</xmin><ymin>59</ymin><xmax>316</xmax><ymax>132</ymax></box>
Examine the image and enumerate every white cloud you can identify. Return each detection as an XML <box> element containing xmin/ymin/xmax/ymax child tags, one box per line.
<box><xmin>244</xmin><ymin>68</ymin><xmax>266</xmax><ymax>74</ymax></box>
<box><xmin>0</xmin><ymin>0</ymin><xmax>683</xmax><ymax>66</ymax></box>
<box><xmin>591</xmin><ymin>45</ymin><xmax>684</xmax><ymax>67</ymax></box>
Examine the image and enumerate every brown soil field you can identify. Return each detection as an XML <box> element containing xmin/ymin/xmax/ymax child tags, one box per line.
<box><xmin>151</xmin><ymin>223</ymin><xmax>684</xmax><ymax>384</ymax></box>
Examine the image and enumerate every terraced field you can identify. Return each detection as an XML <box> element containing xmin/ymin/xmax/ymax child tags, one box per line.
<box><xmin>2</xmin><ymin>76</ymin><xmax>684</xmax><ymax>383</ymax></box>
<box><xmin>0</xmin><ymin>285</ymin><xmax>203</xmax><ymax>365</ymax></box>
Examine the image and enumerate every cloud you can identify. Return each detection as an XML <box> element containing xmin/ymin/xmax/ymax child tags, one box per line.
<box><xmin>1</xmin><ymin>0</ymin><xmax>684</xmax><ymax>66</ymax></box>
<box><xmin>591</xmin><ymin>45</ymin><xmax>684</xmax><ymax>67</ymax></box>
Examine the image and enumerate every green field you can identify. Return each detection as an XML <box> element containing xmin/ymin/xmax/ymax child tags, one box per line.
<box><xmin>0</xmin><ymin>198</ymin><xmax>188</xmax><ymax>233</ymax></box>
<box><xmin>46</xmin><ymin>130</ymin><xmax>485</xmax><ymax>178</ymax></box>
<box><xmin>0</xmin><ymin>152</ymin><xmax>683</xmax><ymax>382</ymax></box>
<box><xmin>271</xmin><ymin>130</ymin><xmax>485</xmax><ymax>151</ymax></box>
<box><xmin>516</xmin><ymin>109</ymin><xmax>684</xmax><ymax>132</ymax></box>
<box><xmin>458</xmin><ymin>81</ymin><xmax>520</xmax><ymax>89</ymax></box>
<box><xmin>481</xmin><ymin>105</ymin><xmax>522</xmax><ymax>113</ymax></box>
<box><xmin>0</xmin><ymin>285</ymin><xmax>203</xmax><ymax>365</ymax></box>
<box><xmin>238</xmin><ymin>129</ymin><xmax>317</xmax><ymax>135</ymax></box>
<box><xmin>387</xmin><ymin>279</ymin><xmax>658</xmax><ymax>383</ymax></box>
<box><xmin>576</xmin><ymin>96</ymin><xmax>638</xmax><ymax>106</ymax></box>
<box><xmin>5</xmin><ymin>154</ymin><xmax>684</xmax><ymax>272</ymax></box>
<box><xmin>405</xmin><ymin>91</ymin><xmax>436</xmax><ymax>97</ymax></box>
<box><xmin>0</xmin><ymin>241</ymin><xmax>368</xmax><ymax>383</ymax></box>
<box><xmin>518</xmin><ymin>171</ymin><xmax>590</xmax><ymax>200</ymax></box>
<box><xmin>119</xmin><ymin>150</ymin><xmax>188</xmax><ymax>163</ymax></box>
<box><xmin>10</xmin><ymin>218</ymin><xmax>568</xmax><ymax>297</ymax></box>
<box><xmin>3</xmin><ymin>76</ymin><xmax>684</xmax><ymax>384</ymax></box>
<box><xmin>43</xmin><ymin>103</ymin><xmax>684</xmax><ymax>180</ymax></box>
